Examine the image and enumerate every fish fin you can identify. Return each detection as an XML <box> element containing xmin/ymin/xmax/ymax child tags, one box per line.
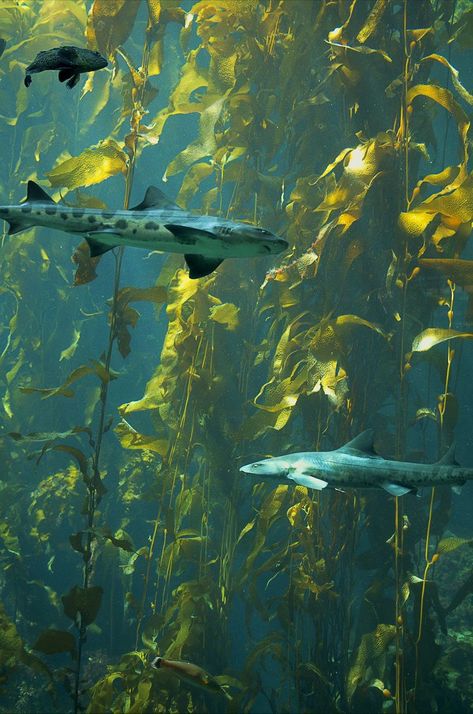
<box><xmin>24</xmin><ymin>74</ymin><xmax>32</xmax><ymax>87</ymax></box>
<box><xmin>381</xmin><ymin>481</ymin><xmax>413</xmax><ymax>496</ymax></box>
<box><xmin>338</xmin><ymin>429</ymin><xmax>377</xmax><ymax>455</ymax></box>
<box><xmin>23</xmin><ymin>180</ymin><xmax>55</xmax><ymax>204</ymax></box>
<box><xmin>131</xmin><ymin>186</ymin><xmax>180</xmax><ymax>211</ymax></box>
<box><xmin>150</xmin><ymin>656</ymin><xmax>162</xmax><ymax>670</ymax></box>
<box><xmin>85</xmin><ymin>236</ymin><xmax>117</xmax><ymax>257</ymax></box>
<box><xmin>452</xmin><ymin>484</ymin><xmax>463</xmax><ymax>495</ymax></box>
<box><xmin>436</xmin><ymin>442</ymin><xmax>458</xmax><ymax>466</ymax></box>
<box><xmin>58</xmin><ymin>68</ymin><xmax>75</xmax><ymax>82</ymax></box>
<box><xmin>66</xmin><ymin>73</ymin><xmax>80</xmax><ymax>89</ymax></box>
<box><xmin>7</xmin><ymin>220</ymin><xmax>33</xmax><ymax>236</ymax></box>
<box><xmin>184</xmin><ymin>254</ymin><xmax>223</xmax><ymax>279</ymax></box>
<box><xmin>288</xmin><ymin>473</ymin><xmax>329</xmax><ymax>490</ymax></box>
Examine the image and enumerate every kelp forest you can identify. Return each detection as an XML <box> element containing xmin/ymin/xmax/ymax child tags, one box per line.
<box><xmin>2</xmin><ymin>0</ymin><xmax>473</xmax><ymax>712</ymax></box>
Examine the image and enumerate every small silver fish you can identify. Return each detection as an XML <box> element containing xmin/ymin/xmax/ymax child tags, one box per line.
<box><xmin>151</xmin><ymin>656</ymin><xmax>231</xmax><ymax>699</ymax></box>
<box><xmin>24</xmin><ymin>46</ymin><xmax>107</xmax><ymax>89</ymax></box>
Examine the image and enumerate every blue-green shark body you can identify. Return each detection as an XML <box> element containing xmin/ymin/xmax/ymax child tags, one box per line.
<box><xmin>0</xmin><ymin>181</ymin><xmax>288</xmax><ymax>278</ymax></box>
<box><xmin>240</xmin><ymin>430</ymin><xmax>472</xmax><ymax>496</ymax></box>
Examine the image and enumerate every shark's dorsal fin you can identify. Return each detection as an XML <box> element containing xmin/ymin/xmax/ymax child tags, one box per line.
<box><xmin>436</xmin><ymin>443</ymin><xmax>458</xmax><ymax>466</ymax></box>
<box><xmin>337</xmin><ymin>429</ymin><xmax>376</xmax><ymax>455</ymax></box>
<box><xmin>131</xmin><ymin>186</ymin><xmax>180</xmax><ymax>212</ymax></box>
<box><xmin>23</xmin><ymin>180</ymin><xmax>55</xmax><ymax>204</ymax></box>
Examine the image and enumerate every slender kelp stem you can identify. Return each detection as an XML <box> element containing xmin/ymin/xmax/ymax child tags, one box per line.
<box><xmin>73</xmin><ymin>20</ymin><xmax>152</xmax><ymax>713</ymax></box>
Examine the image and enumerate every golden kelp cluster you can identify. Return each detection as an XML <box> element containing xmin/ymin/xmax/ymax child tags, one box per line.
<box><xmin>1</xmin><ymin>0</ymin><xmax>473</xmax><ymax>713</ymax></box>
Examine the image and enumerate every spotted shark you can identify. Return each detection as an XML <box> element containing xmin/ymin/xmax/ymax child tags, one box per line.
<box><xmin>240</xmin><ymin>430</ymin><xmax>472</xmax><ymax>496</ymax></box>
<box><xmin>0</xmin><ymin>181</ymin><xmax>288</xmax><ymax>278</ymax></box>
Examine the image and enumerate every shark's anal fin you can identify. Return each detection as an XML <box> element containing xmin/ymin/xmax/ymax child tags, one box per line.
<box><xmin>184</xmin><ymin>253</ymin><xmax>223</xmax><ymax>279</ymax></box>
<box><xmin>288</xmin><ymin>473</ymin><xmax>329</xmax><ymax>491</ymax></box>
<box><xmin>381</xmin><ymin>481</ymin><xmax>413</xmax><ymax>497</ymax></box>
<box><xmin>85</xmin><ymin>232</ymin><xmax>118</xmax><ymax>258</ymax></box>
<box><xmin>23</xmin><ymin>180</ymin><xmax>55</xmax><ymax>204</ymax></box>
<box><xmin>7</xmin><ymin>220</ymin><xmax>32</xmax><ymax>236</ymax></box>
<box><xmin>131</xmin><ymin>186</ymin><xmax>180</xmax><ymax>211</ymax></box>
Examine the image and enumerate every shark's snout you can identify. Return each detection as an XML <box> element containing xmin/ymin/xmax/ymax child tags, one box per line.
<box><xmin>240</xmin><ymin>458</ymin><xmax>286</xmax><ymax>477</ymax></box>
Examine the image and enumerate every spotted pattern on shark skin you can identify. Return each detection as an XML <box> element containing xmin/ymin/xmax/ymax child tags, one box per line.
<box><xmin>0</xmin><ymin>180</ymin><xmax>288</xmax><ymax>278</ymax></box>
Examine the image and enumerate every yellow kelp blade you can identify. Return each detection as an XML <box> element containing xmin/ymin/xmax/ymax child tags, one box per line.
<box><xmin>47</xmin><ymin>139</ymin><xmax>128</xmax><ymax>190</ymax></box>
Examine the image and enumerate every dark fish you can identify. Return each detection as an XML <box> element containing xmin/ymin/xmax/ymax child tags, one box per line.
<box><xmin>24</xmin><ymin>46</ymin><xmax>107</xmax><ymax>89</ymax></box>
<box><xmin>150</xmin><ymin>656</ymin><xmax>231</xmax><ymax>699</ymax></box>
<box><xmin>0</xmin><ymin>39</ymin><xmax>5</xmax><ymax>60</ymax></box>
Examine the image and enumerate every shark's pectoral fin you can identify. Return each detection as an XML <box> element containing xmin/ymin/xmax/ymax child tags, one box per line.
<box><xmin>381</xmin><ymin>481</ymin><xmax>413</xmax><ymax>497</ymax></box>
<box><xmin>184</xmin><ymin>253</ymin><xmax>223</xmax><ymax>279</ymax></box>
<box><xmin>85</xmin><ymin>231</ymin><xmax>119</xmax><ymax>258</ymax></box>
<box><xmin>287</xmin><ymin>473</ymin><xmax>329</xmax><ymax>490</ymax></box>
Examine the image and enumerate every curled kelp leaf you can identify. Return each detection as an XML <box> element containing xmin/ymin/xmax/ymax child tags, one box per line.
<box><xmin>47</xmin><ymin>139</ymin><xmax>128</xmax><ymax>190</ymax></box>
<box><xmin>347</xmin><ymin>624</ymin><xmax>396</xmax><ymax>702</ymax></box>
<box><xmin>62</xmin><ymin>585</ymin><xmax>103</xmax><ymax>627</ymax></box>
<box><xmin>421</xmin><ymin>54</ymin><xmax>473</xmax><ymax>106</ymax></box>
<box><xmin>114</xmin><ymin>419</ymin><xmax>168</xmax><ymax>457</ymax></box>
<box><xmin>86</xmin><ymin>0</ymin><xmax>140</xmax><ymax>57</ymax></box>
<box><xmin>20</xmin><ymin>360</ymin><xmax>120</xmax><ymax>399</ymax></box>
<box><xmin>33</xmin><ymin>629</ymin><xmax>76</xmax><ymax>657</ymax></box>
<box><xmin>411</xmin><ymin>328</ymin><xmax>473</xmax><ymax>353</ymax></box>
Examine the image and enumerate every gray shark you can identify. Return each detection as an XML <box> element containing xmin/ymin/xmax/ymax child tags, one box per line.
<box><xmin>0</xmin><ymin>181</ymin><xmax>288</xmax><ymax>278</ymax></box>
<box><xmin>240</xmin><ymin>430</ymin><xmax>472</xmax><ymax>496</ymax></box>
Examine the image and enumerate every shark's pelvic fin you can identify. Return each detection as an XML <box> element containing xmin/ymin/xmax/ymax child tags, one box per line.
<box><xmin>184</xmin><ymin>253</ymin><xmax>223</xmax><ymax>278</ymax></box>
<box><xmin>131</xmin><ymin>186</ymin><xmax>180</xmax><ymax>212</ymax></box>
<box><xmin>7</xmin><ymin>220</ymin><xmax>32</xmax><ymax>236</ymax></box>
<box><xmin>288</xmin><ymin>473</ymin><xmax>329</xmax><ymax>490</ymax></box>
<box><xmin>338</xmin><ymin>429</ymin><xmax>377</xmax><ymax>455</ymax></box>
<box><xmin>381</xmin><ymin>481</ymin><xmax>413</xmax><ymax>497</ymax></box>
<box><xmin>436</xmin><ymin>442</ymin><xmax>458</xmax><ymax>466</ymax></box>
<box><xmin>58</xmin><ymin>68</ymin><xmax>76</xmax><ymax>83</ymax></box>
<box><xmin>85</xmin><ymin>234</ymin><xmax>117</xmax><ymax>257</ymax></box>
<box><xmin>24</xmin><ymin>180</ymin><xmax>55</xmax><ymax>204</ymax></box>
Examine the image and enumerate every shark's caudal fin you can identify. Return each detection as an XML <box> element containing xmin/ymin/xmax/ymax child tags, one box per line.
<box><xmin>7</xmin><ymin>180</ymin><xmax>55</xmax><ymax>235</ymax></box>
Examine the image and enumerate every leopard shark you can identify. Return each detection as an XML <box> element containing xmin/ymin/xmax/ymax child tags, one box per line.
<box><xmin>0</xmin><ymin>181</ymin><xmax>288</xmax><ymax>278</ymax></box>
<box><xmin>240</xmin><ymin>430</ymin><xmax>471</xmax><ymax>496</ymax></box>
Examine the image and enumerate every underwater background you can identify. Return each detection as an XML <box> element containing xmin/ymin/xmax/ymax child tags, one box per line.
<box><xmin>1</xmin><ymin>0</ymin><xmax>473</xmax><ymax>712</ymax></box>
